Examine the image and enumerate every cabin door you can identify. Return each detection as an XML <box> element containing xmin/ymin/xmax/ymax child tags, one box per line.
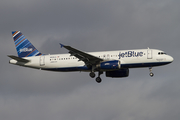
<box><xmin>40</xmin><ymin>56</ymin><xmax>45</xmax><ymax>66</ymax></box>
<box><xmin>147</xmin><ymin>49</ymin><xmax>152</xmax><ymax>59</ymax></box>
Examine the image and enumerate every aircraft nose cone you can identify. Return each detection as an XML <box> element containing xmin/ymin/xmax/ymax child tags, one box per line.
<box><xmin>169</xmin><ymin>56</ymin><xmax>174</xmax><ymax>62</ymax></box>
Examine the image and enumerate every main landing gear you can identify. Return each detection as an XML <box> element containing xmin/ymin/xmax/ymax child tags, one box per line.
<box><xmin>89</xmin><ymin>72</ymin><xmax>95</xmax><ymax>78</ymax></box>
<box><xmin>149</xmin><ymin>67</ymin><xmax>154</xmax><ymax>77</ymax></box>
<box><xmin>89</xmin><ymin>71</ymin><xmax>103</xmax><ymax>83</ymax></box>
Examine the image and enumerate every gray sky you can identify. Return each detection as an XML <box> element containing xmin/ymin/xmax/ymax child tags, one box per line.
<box><xmin>0</xmin><ymin>0</ymin><xmax>180</xmax><ymax>120</ymax></box>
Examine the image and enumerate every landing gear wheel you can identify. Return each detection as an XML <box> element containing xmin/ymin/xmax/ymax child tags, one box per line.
<box><xmin>149</xmin><ymin>67</ymin><xmax>154</xmax><ymax>77</ymax></box>
<box><xmin>149</xmin><ymin>72</ymin><xmax>154</xmax><ymax>77</ymax></box>
<box><xmin>96</xmin><ymin>77</ymin><xmax>102</xmax><ymax>83</ymax></box>
<box><xmin>89</xmin><ymin>72</ymin><xmax>95</xmax><ymax>78</ymax></box>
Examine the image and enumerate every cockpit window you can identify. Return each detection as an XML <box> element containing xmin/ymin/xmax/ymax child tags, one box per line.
<box><xmin>158</xmin><ymin>52</ymin><xmax>166</xmax><ymax>55</ymax></box>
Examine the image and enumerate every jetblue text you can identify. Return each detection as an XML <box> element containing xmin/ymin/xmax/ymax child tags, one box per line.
<box><xmin>119</xmin><ymin>51</ymin><xmax>143</xmax><ymax>59</ymax></box>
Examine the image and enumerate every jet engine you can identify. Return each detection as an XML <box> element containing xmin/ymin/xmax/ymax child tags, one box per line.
<box><xmin>106</xmin><ymin>68</ymin><xmax>129</xmax><ymax>78</ymax></box>
<box><xmin>96</xmin><ymin>60</ymin><xmax>120</xmax><ymax>71</ymax></box>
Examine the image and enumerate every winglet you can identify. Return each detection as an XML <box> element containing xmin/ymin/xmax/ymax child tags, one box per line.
<box><xmin>59</xmin><ymin>43</ymin><xmax>64</xmax><ymax>48</ymax></box>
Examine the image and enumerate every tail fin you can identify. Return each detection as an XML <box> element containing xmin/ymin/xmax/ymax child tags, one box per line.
<box><xmin>12</xmin><ymin>31</ymin><xmax>42</xmax><ymax>57</ymax></box>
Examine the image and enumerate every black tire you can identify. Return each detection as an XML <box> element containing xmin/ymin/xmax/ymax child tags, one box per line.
<box><xmin>89</xmin><ymin>72</ymin><xmax>95</xmax><ymax>78</ymax></box>
<box><xmin>96</xmin><ymin>77</ymin><xmax>102</xmax><ymax>83</ymax></box>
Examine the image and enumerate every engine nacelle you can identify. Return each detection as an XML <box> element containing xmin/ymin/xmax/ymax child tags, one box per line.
<box><xmin>106</xmin><ymin>68</ymin><xmax>129</xmax><ymax>78</ymax></box>
<box><xmin>96</xmin><ymin>60</ymin><xmax>120</xmax><ymax>71</ymax></box>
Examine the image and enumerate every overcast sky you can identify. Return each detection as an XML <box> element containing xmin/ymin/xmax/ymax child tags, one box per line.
<box><xmin>0</xmin><ymin>0</ymin><xmax>180</xmax><ymax>120</ymax></box>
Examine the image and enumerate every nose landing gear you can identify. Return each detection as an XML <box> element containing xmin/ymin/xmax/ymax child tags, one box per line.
<box><xmin>149</xmin><ymin>67</ymin><xmax>154</xmax><ymax>77</ymax></box>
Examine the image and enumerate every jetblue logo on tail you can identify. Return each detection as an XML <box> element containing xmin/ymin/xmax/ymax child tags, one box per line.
<box><xmin>12</xmin><ymin>31</ymin><xmax>43</xmax><ymax>57</ymax></box>
<box><xmin>119</xmin><ymin>51</ymin><xmax>143</xmax><ymax>59</ymax></box>
<box><xmin>20</xmin><ymin>48</ymin><xmax>33</xmax><ymax>53</ymax></box>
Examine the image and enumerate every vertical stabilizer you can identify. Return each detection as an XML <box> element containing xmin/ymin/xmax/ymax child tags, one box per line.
<box><xmin>12</xmin><ymin>31</ymin><xmax>42</xmax><ymax>57</ymax></box>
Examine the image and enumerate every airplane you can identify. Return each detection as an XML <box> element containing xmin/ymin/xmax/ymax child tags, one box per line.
<box><xmin>8</xmin><ymin>31</ymin><xmax>174</xmax><ymax>83</ymax></box>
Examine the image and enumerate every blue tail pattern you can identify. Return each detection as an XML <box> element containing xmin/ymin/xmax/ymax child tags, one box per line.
<box><xmin>12</xmin><ymin>31</ymin><xmax>42</xmax><ymax>57</ymax></box>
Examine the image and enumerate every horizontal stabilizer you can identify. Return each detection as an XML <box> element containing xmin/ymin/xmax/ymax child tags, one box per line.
<box><xmin>8</xmin><ymin>55</ymin><xmax>30</xmax><ymax>63</ymax></box>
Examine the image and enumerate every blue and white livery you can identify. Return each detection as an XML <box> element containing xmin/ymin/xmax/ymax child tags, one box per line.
<box><xmin>12</xmin><ymin>31</ymin><xmax>42</xmax><ymax>57</ymax></box>
<box><xmin>8</xmin><ymin>31</ymin><xmax>174</xmax><ymax>83</ymax></box>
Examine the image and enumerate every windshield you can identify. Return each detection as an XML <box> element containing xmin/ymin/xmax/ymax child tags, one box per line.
<box><xmin>158</xmin><ymin>52</ymin><xmax>166</xmax><ymax>55</ymax></box>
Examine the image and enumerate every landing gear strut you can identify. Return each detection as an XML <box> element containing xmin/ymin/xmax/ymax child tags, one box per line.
<box><xmin>89</xmin><ymin>65</ymin><xmax>103</xmax><ymax>83</ymax></box>
<box><xmin>89</xmin><ymin>71</ymin><xmax>103</xmax><ymax>83</ymax></box>
<box><xmin>95</xmin><ymin>71</ymin><xmax>103</xmax><ymax>83</ymax></box>
<box><xmin>149</xmin><ymin>67</ymin><xmax>154</xmax><ymax>77</ymax></box>
<box><xmin>89</xmin><ymin>65</ymin><xmax>96</xmax><ymax>78</ymax></box>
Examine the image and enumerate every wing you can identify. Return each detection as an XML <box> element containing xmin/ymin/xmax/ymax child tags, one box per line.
<box><xmin>60</xmin><ymin>44</ymin><xmax>103</xmax><ymax>66</ymax></box>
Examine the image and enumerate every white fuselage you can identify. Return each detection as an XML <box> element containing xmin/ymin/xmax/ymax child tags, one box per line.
<box><xmin>9</xmin><ymin>49</ymin><xmax>173</xmax><ymax>72</ymax></box>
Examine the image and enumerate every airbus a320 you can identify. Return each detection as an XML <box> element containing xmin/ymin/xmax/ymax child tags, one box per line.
<box><xmin>8</xmin><ymin>31</ymin><xmax>174</xmax><ymax>83</ymax></box>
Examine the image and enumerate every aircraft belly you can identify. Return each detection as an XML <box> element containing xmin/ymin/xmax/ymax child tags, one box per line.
<box><xmin>121</xmin><ymin>62</ymin><xmax>171</xmax><ymax>68</ymax></box>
